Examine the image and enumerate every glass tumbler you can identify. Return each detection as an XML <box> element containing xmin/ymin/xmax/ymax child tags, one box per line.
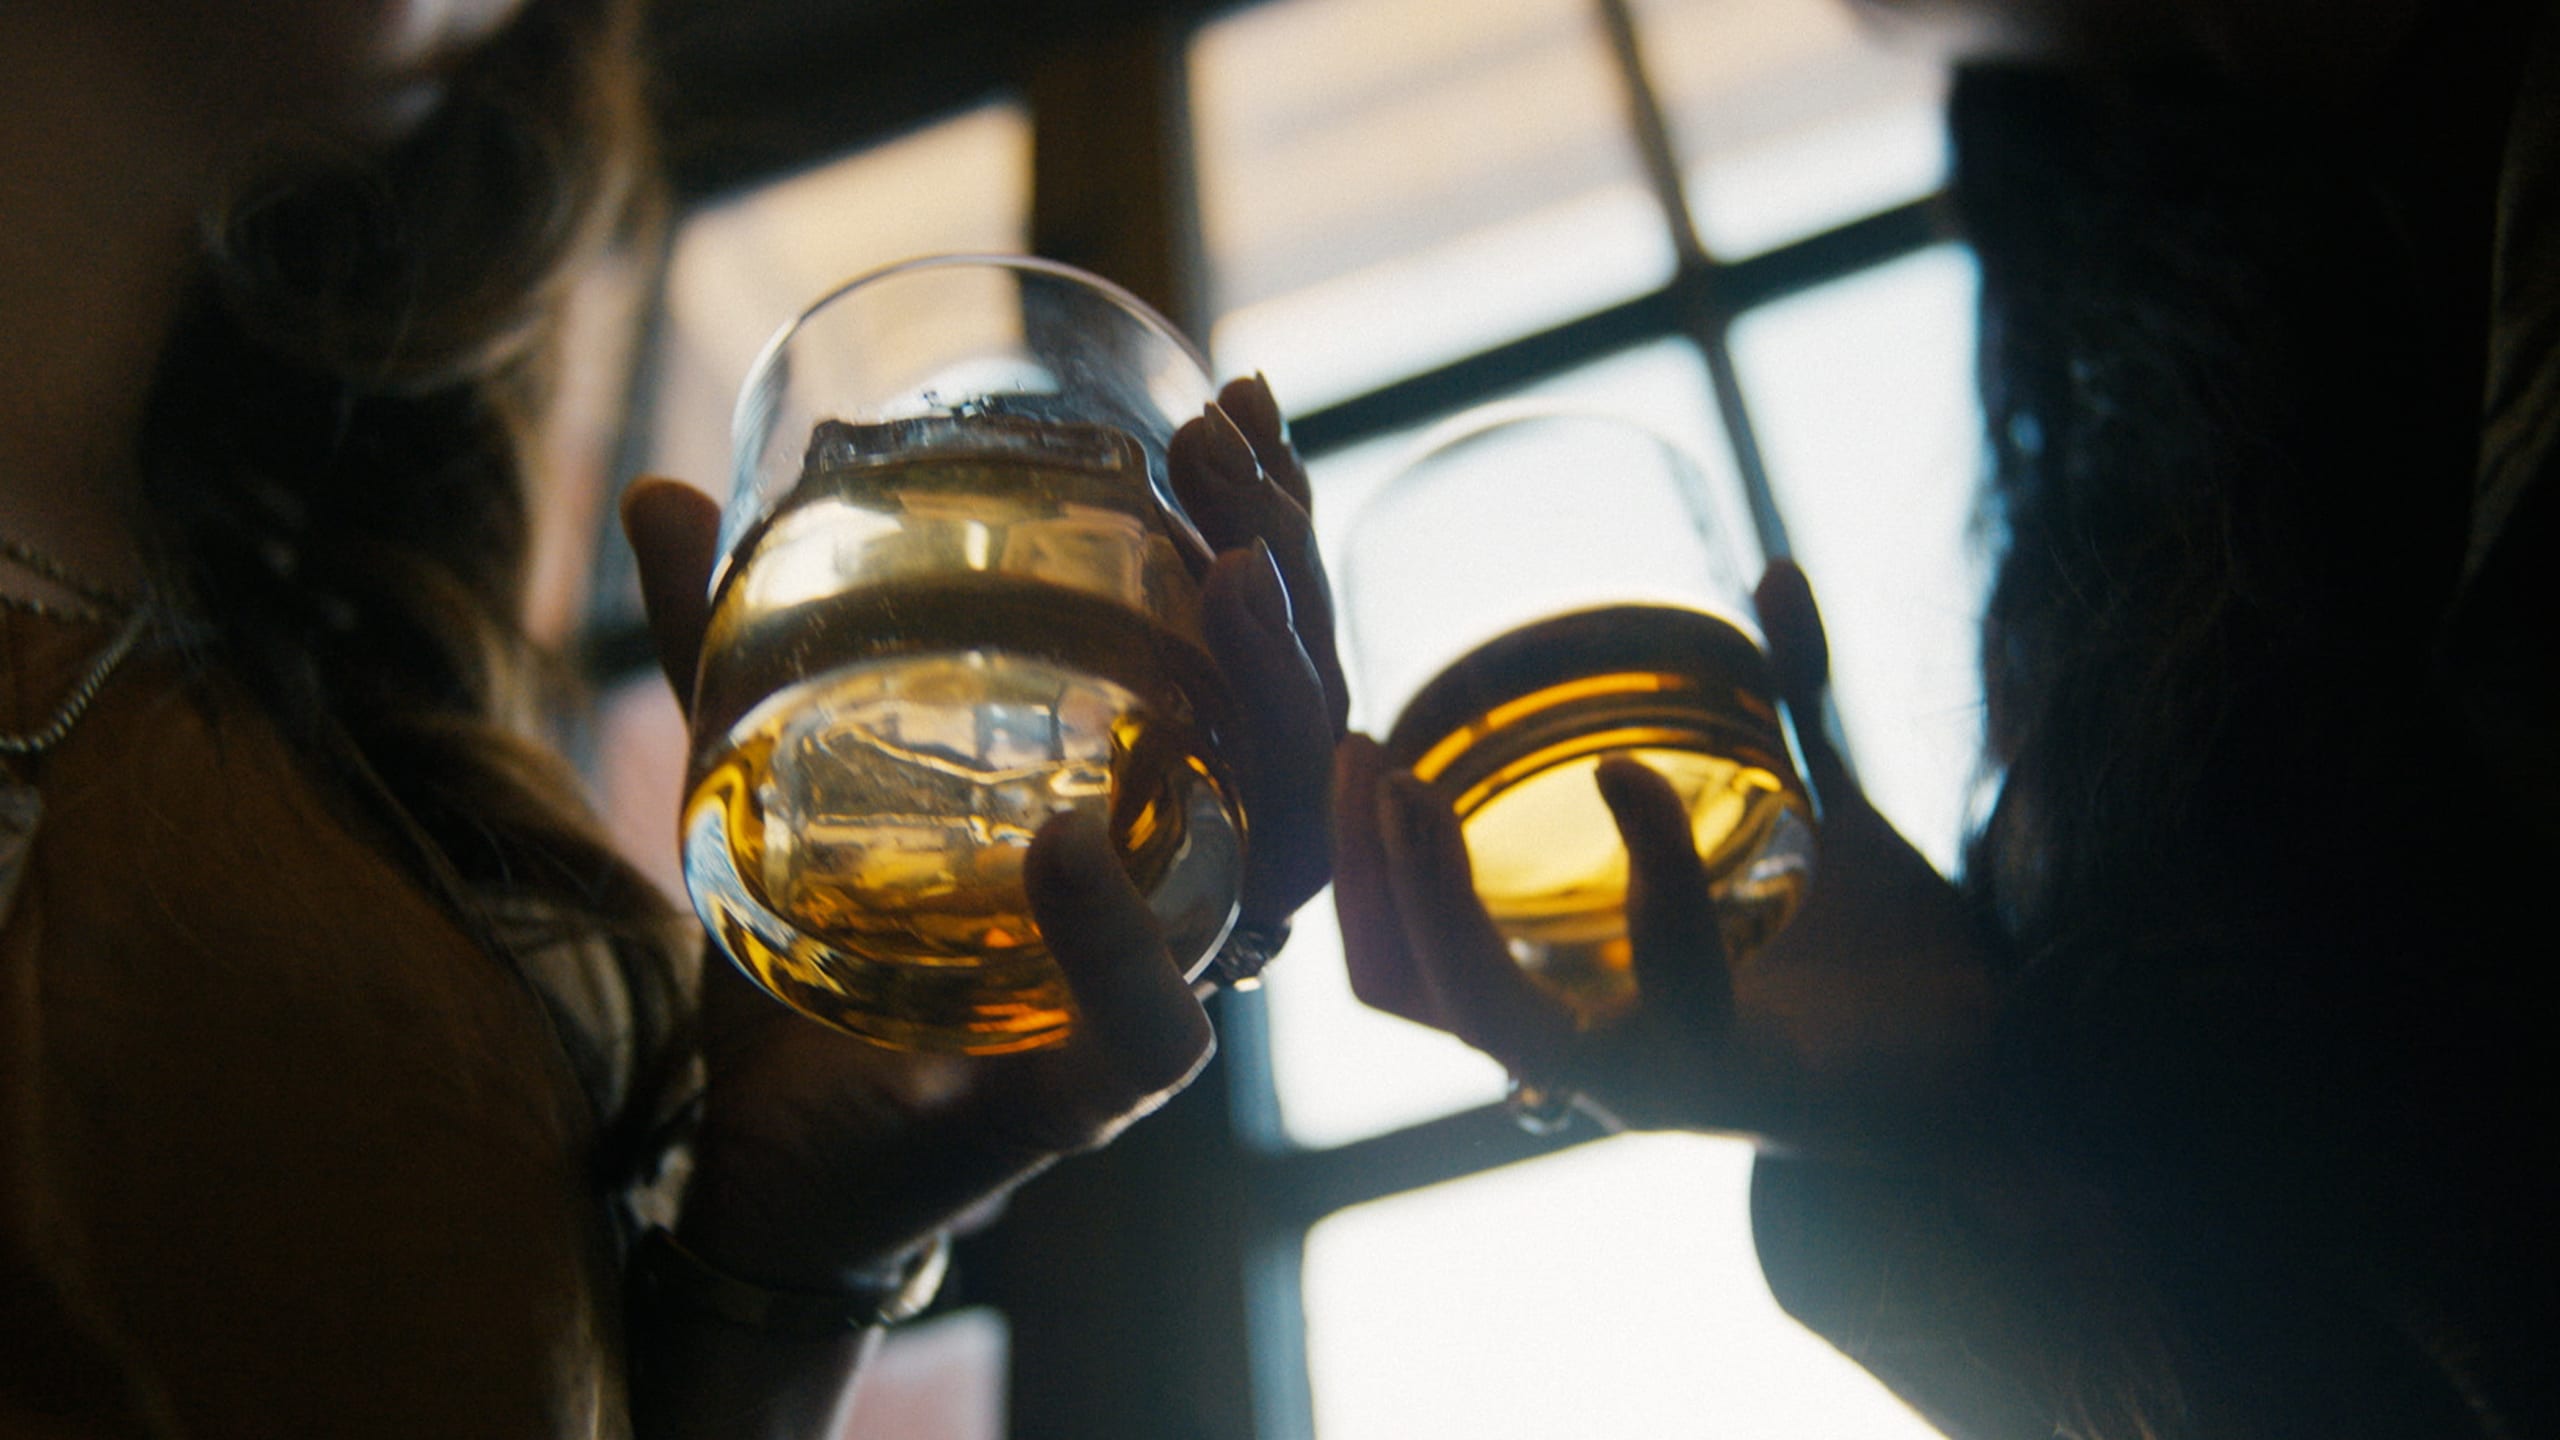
<box><xmin>682</xmin><ymin>255</ymin><xmax>1244</xmax><ymax>1055</ymax></box>
<box><xmin>1341</xmin><ymin>406</ymin><xmax>1817</xmax><ymax>1113</ymax></box>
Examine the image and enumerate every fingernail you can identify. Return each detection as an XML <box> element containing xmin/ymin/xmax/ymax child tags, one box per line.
<box><xmin>1245</xmin><ymin>371</ymin><xmax>1285</xmax><ymax>440</ymax></box>
<box><xmin>1204</xmin><ymin>403</ymin><xmax>1259</xmax><ymax>489</ymax></box>
<box><xmin>1241</xmin><ymin>536</ymin><xmax>1293</xmax><ymax>634</ymax></box>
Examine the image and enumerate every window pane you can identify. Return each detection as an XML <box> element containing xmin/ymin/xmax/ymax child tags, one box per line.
<box><xmin>640</xmin><ymin>101</ymin><xmax>1032</xmax><ymax>517</ymax></box>
<box><xmin>1730</xmin><ymin>245</ymin><xmax>1989</xmax><ymax>872</ymax></box>
<box><xmin>1301</xmin><ymin>1134</ymin><xmax>1945</xmax><ymax>1440</ymax></box>
<box><xmin>1192</xmin><ymin>0</ymin><xmax>1677</xmax><ymax>412</ymax></box>
<box><xmin>595</xmin><ymin>670</ymin><xmax>690</xmax><ymax>902</ymax></box>
<box><xmin>1263</xmin><ymin>342</ymin><xmax>1742</xmax><ymax>1149</ymax></box>
<box><xmin>527</xmin><ymin>248</ymin><xmax>651</xmax><ymax>646</ymax></box>
<box><xmin>1632</xmin><ymin>0</ymin><xmax>1946</xmax><ymax>259</ymax></box>
<box><xmin>1252</xmin><ymin>890</ymin><xmax>1508</xmax><ymax>1151</ymax></box>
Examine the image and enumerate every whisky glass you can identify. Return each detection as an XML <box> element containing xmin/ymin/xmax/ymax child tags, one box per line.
<box><xmin>1341</xmin><ymin>407</ymin><xmax>1816</xmax><ymax>1120</ymax></box>
<box><xmin>682</xmin><ymin>255</ymin><xmax>1243</xmax><ymax>1055</ymax></box>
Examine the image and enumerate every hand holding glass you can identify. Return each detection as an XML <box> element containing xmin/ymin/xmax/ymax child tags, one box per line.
<box><xmin>682</xmin><ymin>256</ymin><xmax>1243</xmax><ymax>1055</ymax></box>
<box><xmin>1341</xmin><ymin>409</ymin><xmax>1816</xmax><ymax>1119</ymax></box>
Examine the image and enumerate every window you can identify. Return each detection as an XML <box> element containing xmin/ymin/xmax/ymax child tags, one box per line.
<box><xmin>1299</xmin><ymin>1136</ymin><xmax>1942</xmax><ymax>1440</ymax></box>
<box><xmin>580</xmin><ymin>2</ymin><xmax>1992</xmax><ymax>1434</ymax></box>
<box><xmin>1191</xmin><ymin>0</ymin><xmax>1671</xmax><ymax>410</ymax></box>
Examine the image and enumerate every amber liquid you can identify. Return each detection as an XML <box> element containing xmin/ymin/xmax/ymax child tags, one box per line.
<box><xmin>683</xmin><ymin>420</ymin><xmax>1242</xmax><ymax>1054</ymax></box>
<box><xmin>1383</xmin><ymin>605</ymin><xmax>1815</xmax><ymax>1026</ymax></box>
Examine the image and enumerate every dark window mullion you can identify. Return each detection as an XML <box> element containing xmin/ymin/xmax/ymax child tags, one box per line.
<box><xmin>1251</xmin><ymin>1105</ymin><xmax>1598</xmax><ymax>1231</ymax></box>
<box><xmin>1592</xmin><ymin>0</ymin><xmax>1705</xmax><ymax>270</ymax></box>
<box><xmin>1240</xmin><ymin>1181</ymin><xmax>1315</xmax><ymax>1440</ymax></box>
<box><xmin>1594</xmin><ymin>0</ymin><xmax>1792</xmax><ymax>565</ymax></box>
<box><xmin>1026</xmin><ymin>11</ymin><xmax>1202</xmax><ymax>327</ymax></box>
<box><xmin>1283</xmin><ymin>197</ymin><xmax>1946</xmax><ymax>465</ymax></box>
<box><xmin>1287</xmin><ymin>289</ymin><xmax>1683</xmax><ymax>456</ymax></box>
<box><xmin>1593</xmin><ymin>0</ymin><xmax>1891</xmax><ymax>793</ymax></box>
<box><xmin>976</xmin><ymin>25</ymin><xmax>1269</xmax><ymax>1440</ymax></box>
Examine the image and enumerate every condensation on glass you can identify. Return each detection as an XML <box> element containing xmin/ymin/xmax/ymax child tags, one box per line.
<box><xmin>1631</xmin><ymin>0</ymin><xmax>1948</xmax><ymax>259</ymax></box>
<box><xmin>1190</xmin><ymin>0</ymin><xmax>1677</xmax><ymax>411</ymax></box>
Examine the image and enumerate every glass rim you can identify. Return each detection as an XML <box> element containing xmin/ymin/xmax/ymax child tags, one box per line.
<box><xmin>1339</xmin><ymin>401</ymin><xmax>1759</xmax><ymax>726</ymax></box>
<box><xmin>1383</xmin><ymin>400</ymin><xmax>1709</xmax><ymax>483</ymax></box>
<box><xmin>730</xmin><ymin>252</ymin><xmax>1214</xmax><ymax>456</ymax></box>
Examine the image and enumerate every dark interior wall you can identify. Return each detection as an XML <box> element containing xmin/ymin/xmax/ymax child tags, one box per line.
<box><xmin>645</xmin><ymin>0</ymin><xmax>1231</xmax><ymax>207</ymax></box>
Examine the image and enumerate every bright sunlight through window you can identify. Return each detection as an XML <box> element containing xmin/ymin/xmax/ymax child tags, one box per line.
<box><xmin>1192</xmin><ymin>0</ymin><xmax>1673</xmax><ymax>412</ymax></box>
<box><xmin>1302</xmin><ymin>1134</ymin><xmax>1944</xmax><ymax>1440</ymax></box>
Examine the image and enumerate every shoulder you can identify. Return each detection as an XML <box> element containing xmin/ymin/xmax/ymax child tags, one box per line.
<box><xmin>4</xmin><ymin>635</ymin><xmax>628</xmax><ymax>1439</ymax></box>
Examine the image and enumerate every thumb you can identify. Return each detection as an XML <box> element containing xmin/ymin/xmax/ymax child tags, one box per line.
<box><xmin>1595</xmin><ymin>756</ymin><xmax>1732</xmax><ymax>1034</ymax></box>
<box><xmin>620</xmin><ymin>477</ymin><xmax>723</xmax><ymax>715</ymax></box>
<box><xmin>1023</xmin><ymin>810</ymin><xmax>1215</xmax><ymax>1119</ymax></box>
<box><xmin>1753</xmin><ymin>560</ymin><xmax>1852</xmax><ymax>809</ymax></box>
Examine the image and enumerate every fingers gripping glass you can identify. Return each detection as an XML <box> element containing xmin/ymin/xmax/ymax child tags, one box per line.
<box><xmin>683</xmin><ymin>256</ymin><xmax>1248</xmax><ymax>1055</ymax></box>
<box><xmin>1341</xmin><ymin>408</ymin><xmax>1817</xmax><ymax>1130</ymax></box>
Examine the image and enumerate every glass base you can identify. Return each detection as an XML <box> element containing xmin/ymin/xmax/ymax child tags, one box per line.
<box><xmin>1503</xmin><ymin>1075</ymin><xmax>1578</xmax><ymax>1136</ymax></box>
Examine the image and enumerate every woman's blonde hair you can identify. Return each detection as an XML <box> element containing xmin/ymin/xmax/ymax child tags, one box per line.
<box><xmin>141</xmin><ymin>0</ymin><xmax>690</xmax><ymax>1202</ymax></box>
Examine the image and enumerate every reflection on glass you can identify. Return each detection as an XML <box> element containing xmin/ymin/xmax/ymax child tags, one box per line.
<box><xmin>1190</xmin><ymin>0</ymin><xmax>1675</xmax><ymax>411</ymax></box>
<box><xmin>1731</xmin><ymin>245</ymin><xmax>1989</xmax><ymax>872</ymax></box>
<box><xmin>1301</xmin><ymin>1134</ymin><xmax>1946</xmax><ymax>1440</ymax></box>
<box><xmin>1631</xmin><ymin>0</ymin><xmax>1947</xmax><ymax>258</ymax></box>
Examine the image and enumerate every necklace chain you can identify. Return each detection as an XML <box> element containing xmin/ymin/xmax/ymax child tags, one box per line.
<box><xmin>0</xmin><ymin>533</ymin><xmax>137</xmax><ymax>612</ymax></box>
<box><xmin>0</xmin><ymin>533</ymin><xmax>149</xmax><ymax>759</ymax></box>
<box><xmin>0</xmin><ymin>609</ymin><xmax>147</xmax><ymax>757</ymax></box>
<box><xmin>0</xmin><ymin>588</ymin><xmax>124</xmax><ymax>627</ymax></box>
